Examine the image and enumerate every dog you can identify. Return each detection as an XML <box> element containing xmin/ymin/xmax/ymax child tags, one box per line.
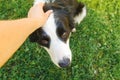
<box><xmin>29</xmin><ymin>0</ymin><xmax>86</xmax><ymax>68</ymax></box>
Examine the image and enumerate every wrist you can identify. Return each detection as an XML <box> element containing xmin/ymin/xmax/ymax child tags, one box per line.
<box><xmin>27</xmin><ymin>18</ymin><xmax>42</xmax><ymax>29</ymax></box>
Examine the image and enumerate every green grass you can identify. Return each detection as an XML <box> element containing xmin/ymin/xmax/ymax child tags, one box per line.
<box><xmin>0</xmin><ymin>0</ymin><xmax>120</xmax><ymax>80</ymax></box>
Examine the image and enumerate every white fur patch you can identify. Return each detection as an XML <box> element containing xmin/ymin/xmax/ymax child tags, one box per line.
<box><xmin>74</xmin><ymin>6</ymin><xmax>86</xmax><ymax>24</ymax></box>
<box><xmin>42</xmin><ymin>13</ymin><xmax>72</xmax><ymax>67</ymax></box>
<box><xmin>33</xmin><ymin>0</ymin><xmax>73</xmax><ymax>67</ymax></box>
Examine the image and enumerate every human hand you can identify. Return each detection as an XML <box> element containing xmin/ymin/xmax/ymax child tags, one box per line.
<box><xmin>28</xmin><ymin>3</ymin><xmax>53</xmax><ymax>27</ymax></box>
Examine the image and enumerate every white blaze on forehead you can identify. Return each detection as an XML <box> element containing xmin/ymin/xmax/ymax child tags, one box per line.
<box><xmin>34</xmin><ymin>0</ymin><xmax>55</xmax><ymax>4</ymax></box>
<box><xmin>42</xmin><ymin>13</ymin><xmax>72</xmax><ymax>66</ymax></box>
<box><xmin>43</xmin><ymin>13</ymin><xmax>56</xmax><ymax>38</ymax></box>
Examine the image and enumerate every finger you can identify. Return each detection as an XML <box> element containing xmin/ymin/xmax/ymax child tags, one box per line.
<box><xmin>36</xmin><ymin>3</ymin><xmax>45</xmax><ymax>13</ymax></box>
<box><xmin>37</xmin><ymin>2</ymin><xmax>45</xmax><ymax>10</ymax></box>
<box><xmin>39</xmin><ymin>2</ymin><xmax>45</xmax><ymax>7</ymax></box>
<box><xmin>32</xmin><ymin>2</ymin><xmax>44</xmax><ymax>10</ymax></box>
<box><xmin>45</xmin><ymin>10</ymin><xmax>53</xmax><ymax>17</ymax></box>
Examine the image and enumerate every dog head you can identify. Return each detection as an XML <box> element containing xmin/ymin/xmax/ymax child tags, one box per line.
<box><xmin>30</xmin><ymin>0</ymin><xmax>86</xmax><ymax>68</ymax></box>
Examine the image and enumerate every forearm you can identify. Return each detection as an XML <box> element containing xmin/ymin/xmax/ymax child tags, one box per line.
<box><xmin>0</xmin><ymin>2</ymin><xmax>52</xmax><ymax>68</ymax></box>
<box><xmin>0</xmin><ymin>18</ymin><xmax>40</xmax><ymax>68</ymax></box>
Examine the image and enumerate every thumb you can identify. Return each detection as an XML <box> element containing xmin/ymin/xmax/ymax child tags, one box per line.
<box><xmin>45</xmin><ymin>10</ymin><xmax>53</xmax><ymax>18</ymax></box>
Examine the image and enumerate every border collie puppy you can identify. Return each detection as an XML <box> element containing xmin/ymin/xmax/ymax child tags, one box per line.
<box><xmin>30</xmin><ymin>0</ymin><xmax>86</xmax><ymax>68</ymax></box>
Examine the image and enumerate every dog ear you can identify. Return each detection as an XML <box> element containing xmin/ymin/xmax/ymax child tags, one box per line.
<box><xmin>29</xmin><ymin>30</ymin><xmax>39</xmax><ymax>42</ymax></box>
<box><xmin>74</xmin><ymin>2</ymin><xmax>86</xmax><ymax>24</ymax></box>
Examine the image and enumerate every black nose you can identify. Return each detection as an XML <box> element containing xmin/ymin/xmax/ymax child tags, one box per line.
<box><xmin>58</xmin><ymin>58</ymin><xmax>70</xmax><ymax>68</ymax></box>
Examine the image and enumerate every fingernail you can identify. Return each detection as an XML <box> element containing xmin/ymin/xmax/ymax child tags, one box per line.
<box><xmin>49</xmin><ymin>10</ymin><xmax>53</xmax><ymax>12</ymax></box>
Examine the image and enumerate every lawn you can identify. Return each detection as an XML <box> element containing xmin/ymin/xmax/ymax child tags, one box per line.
<box><xmin>0</xmin><ymin>0</ymin><xmax>120</xmax><ymax>80</ymax></box>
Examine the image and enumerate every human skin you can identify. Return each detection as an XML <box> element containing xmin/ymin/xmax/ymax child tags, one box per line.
<box><xmin>0</xmin><ymin>3</ymin><xmax>52</xmax><ymax>68</ymax></box>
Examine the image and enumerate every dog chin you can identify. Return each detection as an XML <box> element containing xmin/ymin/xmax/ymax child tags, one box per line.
<box><xmin>44</xmin><ymin>47</ymin><xmax>72</xmax><ymax>68</ymax></box>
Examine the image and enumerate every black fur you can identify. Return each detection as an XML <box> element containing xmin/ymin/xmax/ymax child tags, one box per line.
<box><xmin>29</xmin><ymin>28</ymin><xmax>50</xmax><ymax>48</ymax></box>
<box><xmin>29</xmin><ymin>0</ymin><xmax>85</xmax><ymax>47</ymax></box>
<box><xmin>56</xmin><ymin>21</ymin><xmax>70</xmax><ymax>42</ymax></box>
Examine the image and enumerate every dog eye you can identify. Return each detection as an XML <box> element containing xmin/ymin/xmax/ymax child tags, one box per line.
<box><xmin>42</xmin><ymin>39</ymin><xmax>49</xmax><ymax>44</ymax></box>
<box><xmin>61</xmin><ymin>32</ymin><xmax>68</xmax><ymax>40</ymax></box>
